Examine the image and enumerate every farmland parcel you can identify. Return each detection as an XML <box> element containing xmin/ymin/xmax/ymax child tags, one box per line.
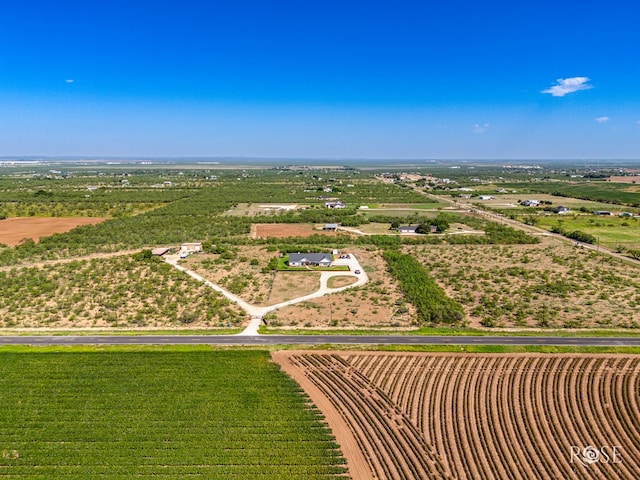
<box><xmin>275</xmin><ymin>351</ymin><xmax>640</xmax><ymax>480</ymax></box>
<box><xmin>0</xmin><ymin>350</ymin><xmax>346</xmax><ymax>479</ymax></box>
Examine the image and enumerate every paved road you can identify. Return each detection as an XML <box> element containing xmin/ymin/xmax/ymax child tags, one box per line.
<box><xmin>1</xmin><ymin>334</ymin><xmax>639</xmax><ymax>346</ymax></box>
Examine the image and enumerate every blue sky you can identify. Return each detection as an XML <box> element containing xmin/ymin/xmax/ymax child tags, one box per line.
<box><xmin>1</xmin><ymin>0</ymin><xmax>639</xmax><ymax>159</ymax></box>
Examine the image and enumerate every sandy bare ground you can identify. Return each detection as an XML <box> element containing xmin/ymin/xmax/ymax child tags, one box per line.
<box><xmin>274</xmin><ymin>351</ymin><xmax>640</xmax><ymax>480</ymax></box>
<box><xmin>251</xmin><ymin>223</ymin><xmax>348</xmax><ymax>239</ymax></box>
<box><xmin>0</xmin><ymin>217</ymin><xmax>106</xmax><ymax>246</ymax></box>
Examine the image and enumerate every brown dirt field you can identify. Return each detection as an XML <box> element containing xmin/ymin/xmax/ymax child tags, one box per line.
<box><xmin>274</xmin><ymin>351</ymin><xmax>640</xmax><ymax>480</ymax></box>
<box><xmin>267</xmin><ymin>272</ymin><xmax>322</xmax><ymax>304</ymax></box>
<box><xmin>252</xmin><ymin>223</ymin><xmax>342</xmax><ymax>238</ymax></box>
<box><xmin>327</xmin><ymin>275</ymin><xmax>357</xmax><ymax>288</ymax></box>
<box><xmin>0</xmin><ymin>217</ymin><xmax>106</xmax><ymax>246</ymax></box>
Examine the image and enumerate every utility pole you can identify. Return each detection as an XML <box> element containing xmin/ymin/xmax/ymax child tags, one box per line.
<box><xmin>329</xmin><ymin>302</ymin><xmax>333</xmax><ymax>325</ymax></box>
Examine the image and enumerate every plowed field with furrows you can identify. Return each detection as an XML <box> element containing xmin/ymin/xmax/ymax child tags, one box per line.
<box><xmin>273</xmin><ymin>352</ymin><xmax>640</xmax><ymax>480</ymax></box>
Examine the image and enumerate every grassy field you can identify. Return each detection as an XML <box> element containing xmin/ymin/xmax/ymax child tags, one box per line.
<box><xmin>535</xmin><ymin>214</ymin><xmax>640</xmax><ymax>249</ymax></box>
<box><xmin>0</xmin><ymin>349</ymin><xmax>346</xmax><ymax>479</ymax></box>
<box><xmin>468</xmin><ymin>192</ymin><xmax>632</xmax><ymax>211</ymax></box>
<box><xmin>499</xmin><ymin>180</ymin><xmax>640</xmax><ymax>206</ymax></box>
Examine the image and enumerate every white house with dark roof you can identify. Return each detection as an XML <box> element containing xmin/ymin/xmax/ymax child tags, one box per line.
<box><xmin>287</xmin><ymin>253</ymin><xmax>332</xmax><ymax>267</ymax></box>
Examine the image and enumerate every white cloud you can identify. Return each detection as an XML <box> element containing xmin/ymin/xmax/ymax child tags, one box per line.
<box><xmin>473</xmin><ymin>123</ymin><xmax>490</xmax><ymax>134</ymax></box>
<box><xmin>542</xmin><ymin>77</ymin><xmax>592</xmax><ymax>97</ymax></box>
<box><xmin>595</xmin><ymin>116</ymin><xmax>610</xmax><ymax>123</ymax></box>
<box><xmin>65</xmin><ymin>79</ymin><xmax>74</xmax><ymax>84</ymax></box>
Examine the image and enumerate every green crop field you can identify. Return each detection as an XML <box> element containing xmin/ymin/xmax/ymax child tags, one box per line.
<box><xmin>0</xmin><ymin>349</ymin><xmax>346</xmax><ymax>479</ymax></box>
<box><xmin>500</xmin><ymin>181</ymin><xmax>640</xmax><ymax>206</ymax></box>
<box><xmin>536</xmin><ymin>214</ymin><xmax>640</xmax><ymax>249</ymax></box>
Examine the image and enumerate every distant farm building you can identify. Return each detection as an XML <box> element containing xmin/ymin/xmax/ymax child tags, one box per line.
<box><xmin>323</xmin><ymin>223</ymin><xmax>339</xmax><ymax>231</ymax></box>
<box><xmin>520</xmin><ymin>200</ymin><xmax>540</xmax><ymax>207</ymax></box>
<box><xmin>594</xmin><ymin>211</ymin><xmax>612</xmax><ymax>216</ymax></box>
<box><xmin>553</xmin><ymin>206</ymin><xmax>571</xmax><ymax>214</ymax></box>
<box><xmin>180</xmin><ymin>242</ymin><xmax>202</xmax><ymax>254</ymax></box>
<box><xmin>325</xmin><ymin>201</ymin><xmax>346</xmax><ymax>209</ymax></box>
<box><xmin>151</xmin><ymin>247</ymin><xmax>172</xmax><ymax>256</ymax></box>
<box><xmin>287</xmin><ymin>253</ymin><xmax>332</xmax><ymax>267</ymax></box>
<box><xmin>478</xmin><ymin>195</ymin><xmax>494</xmax><ymax>200</ymax></box>
<box><xmin>398</xmin><ymin>225</ymin><xmax>419</xmax><ymax>234</ymax></box>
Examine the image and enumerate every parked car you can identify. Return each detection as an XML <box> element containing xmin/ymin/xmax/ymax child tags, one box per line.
<box><xmin>354</xmin><ymin>269</ymin><xmax>361</xmax><ymax>274</ymax></box>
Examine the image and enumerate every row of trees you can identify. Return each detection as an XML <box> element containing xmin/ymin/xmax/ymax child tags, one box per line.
<box><xmin>382</xmin><ymin>250</ymin><xmax>465</xmax><ymax>325</ymax></box>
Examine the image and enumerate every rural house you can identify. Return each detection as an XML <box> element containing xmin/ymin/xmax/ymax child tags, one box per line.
<box><xmin>398</xmin><ymin>225</ymin><xmax>419</xmax><ymax>234</ymax></box>
<box><xmin>323</xmin><ymin>223</ymin><xmax>339</xmax><ymax>231</ymax></box>
<box><xmin>325</xmin><ymin>201</ymin><xmax>346</xmax><ymax>209</ymax></box>
<box><xmin>288</xmin><ymin>253</ymin><xmax>333</xmax><ymax>267</ymax></box>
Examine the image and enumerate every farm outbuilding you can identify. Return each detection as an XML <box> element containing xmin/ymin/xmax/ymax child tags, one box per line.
<box><xmin>553</xmin><ymin>206</ymin><xmax>571</xmax><ymax>214</ymax></box>
<box><xmin>180</xmin><ymin>243</ymin><xmax>202</xmax><ymax>254</ymax></box>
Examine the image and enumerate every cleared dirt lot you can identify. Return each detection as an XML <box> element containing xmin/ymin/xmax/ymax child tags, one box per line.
<box><xmin>251</xmin><ymin>223</ymin><xmax>350</xmax><ymax>239</ymax></box>
<box><xmin>0</xmin><ymin>217</ymin><xmax>106</xmax><ymax>245</ymax></box>
<box><xmin>275</xmin><ymin>351</ymin><xmax>640</xmax><ymax>480</ymax></box>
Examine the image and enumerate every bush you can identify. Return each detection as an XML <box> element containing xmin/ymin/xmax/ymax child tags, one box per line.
<box><xmin>566</xmin><ymin>230</ymin><xmax>597</xmax><ymax>244</ymax></box>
